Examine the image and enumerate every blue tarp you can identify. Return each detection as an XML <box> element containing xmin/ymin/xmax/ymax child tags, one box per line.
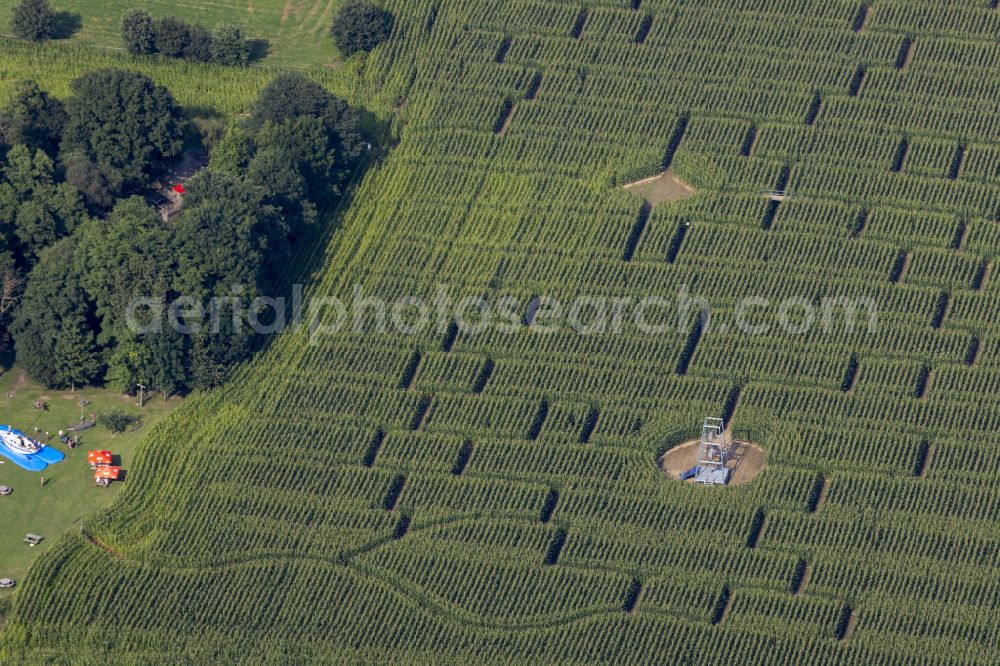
<box><xmin>678</xmin><ymin>466</ymin><xmax>699</xmax><ymax>481</ymax></box>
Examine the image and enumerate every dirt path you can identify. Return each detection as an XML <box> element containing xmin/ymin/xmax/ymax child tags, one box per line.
<box><xmin>81</xmin><ymin>530</ymin><xmax>125</xmax><ymax>561</ymax></box>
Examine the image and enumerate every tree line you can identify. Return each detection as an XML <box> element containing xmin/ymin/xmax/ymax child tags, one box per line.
<box><xmin>10</xmin><ymin>0</ymin><xmax>394</xmax><ymax>63</ymax></box>
<box><xmin>0</xmin><ymin>70</ymin><xmax>366</xmax><ymax>396</ymax></box>
<box><xmin>121</xmin><ymin>10</ymin><xmax>250</xmax><ymax>67</ymax></box>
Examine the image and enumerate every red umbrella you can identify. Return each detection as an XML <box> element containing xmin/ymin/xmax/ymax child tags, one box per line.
<box><xmin>94</xmin><ymin>466</ymin><xmax>121</xmax><ymax>481</ymax></box>
<box><xmin>172</xmin><ymin>183</ymin><xmax>186</xmax><ymax>194</ymax></box>
<box><xmin>87</xmin><ymin>450</ymin><xmax>112</xmax><ymax>467</ymax></box>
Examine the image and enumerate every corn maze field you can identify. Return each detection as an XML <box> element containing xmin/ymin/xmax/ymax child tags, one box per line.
<box><xmin>3</xmin><ymin>0</ymin><xmax>1000</xmax><ymax>663</ymax></box>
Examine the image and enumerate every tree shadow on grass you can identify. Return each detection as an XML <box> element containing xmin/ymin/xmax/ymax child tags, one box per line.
<box><xmin>247</xmin><ymin>39</ymin><xmax>270</xmax><ymax>63</ymax></box>
<box><xmin>184</xmin><ymin>106</ymin><xmax>225</xmax><ymax>122</ymax></box>
<box><xmin>51</xmin><ymin>12</ymin><xmax>82</xmax><ymax>40</ymax></box>
<box><xmin>356</xmin><ymin>107</ymin><xmax>394</xmax><ymax>146</ymax></box>
<box><xmin>0</xmin><ymin>349</ymin><xmax>15</xmax><ymax>374</ymax></box>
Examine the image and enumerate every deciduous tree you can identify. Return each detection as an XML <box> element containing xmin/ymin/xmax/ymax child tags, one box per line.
<box><xmin>121</xmin><ymin>9</ymin><xmax>155</xmax><ymax>55</ymax></box>
<box><xmin>153</xmin><ymin>16</ymin><xmax>191</xmax><ymax>58</ymax></box>
<box><xmin>62</xmin><ymin>69</ymin><xmax>185</xmax><ymax>189</ymax></box>
<box><xmin>330</xmin><ymin>0</ymin><xmax>393</xmax><ymax>57</ymax></box>
<box><xmin>0</xmin><ymin>145</ymin><xmax>85</xmax><ymax>264</ymax></box>
<box><xmin>12</xmin><ymin>237</ymin><xmax>101</xmax><ymax>388</ymax></box>
<box><xmin>0</xmin><ymin>80</ymin><xmax>66</xmax><ymax>155</ymax></box>
<box><xmin>10</xmin><ymin>0</ymin><xmax>55</xmax><ymax>42</ymax></box>
<box><xmin>184</xmin><ymin>24</ymin><xmax>214</xmax><ymax>63</ymax></box>
<box><xmin>74</xmin><ymin>197</ymin><xmax>176</xmax><ymax>344</ymax></box>
<box><xmin>212</xmin><ymin>24</ymin><xmax>249</xmax><ymax>66</ymax></box>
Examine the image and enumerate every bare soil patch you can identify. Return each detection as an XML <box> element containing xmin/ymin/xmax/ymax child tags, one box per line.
<box><xmin>658</xmin><ymin>438</ymin><xmax>766</xmax><ymax>485</ymax></box>
<box><xmin>807</xmin><ymin>475</ymin><xmax>828</xmax><ymax>513</ymax></box>
<box><xmin>837</xmin><ymin>607</ymin><xmax>858</xmax><ymax>641</ymax></box>
<box><xmin>902</xmin><ymin>41</ymin><xmax>915</xmax><ymax>69</ymax></box>
<box><xmin>497</xmin><ymin>104</ymin><xmax>517</xmax><ymax>136</ymax></box>
<box><xmin>855</xmin><ymin>5</ymin><xmax>872</xmax><ymax>33</ymax></box>
<box><xmin>624</xmin><ymin>169</ymin><xmax>695</xmax><ymax>205</ymax></box>
<box><xmin>791</xmin><ymin>560</ymin><xmax>811</xmax><ymax>595</ymax></box>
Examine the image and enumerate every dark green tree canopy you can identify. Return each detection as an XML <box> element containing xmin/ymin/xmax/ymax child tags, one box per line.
<box><xmin>62</xmin><ymin>69</ymin><xmax>185</xmax><ymax>187</ymax></box>
<box><xmin>0</xmin><ymin>145</ymin><xmax>85</xmax><ymax>264</ymax></box>
<box><xmin>184</xmin><ymin>23</ymin><xmax>214</xmax><ymax>63</ymax></box>
<box><xmin>0</xmin><ymin>79</ymin><xmax>66</xmax><ymax>155</ymax></box>
<box><xmin>255</xmin><ymin>116</ymin><xmax>339</xmax><ymax>187</ymax></box>
<box><xmin>208</xmin><ymin>125</ymin><xmax>253</xmax><ymax>175</ymax></box>
<box><xmin>121</xmin><ymin>9</ymin><xmax>155</xmax><ymax>55</ymax></box>
<box><xmin>330</xmin><ymin>0</ymin><xmax>393</xmax><ymax>57</ymax></box>
<box><xmin>249</xmin><ymin>116</ymin><xmax>350</xmax><ymax>233</ymax></box>
<box><xmin>173</xmin><ymin>170</ymin><xmax>287</xmax><ymax>300</ymax></box>
<box><xmin>122</xmin><ymin>12</ymin><xmax>250</xmax><ymax>66</ymax></box>
<box><xmin>0</xmin><ymin>249</ymin><xmax>22</xmax><ymax>353</ymax></box>
<box><xmin>186</xmin><ymin>323</ymin><xmax>251</xmax><ymax>390</ymax></box>
<box><xmin>74</xmin><ymin>198</ymin><xmax>184</xmax><ymax>395</ymax></box>
<box><xmin>10</xmin><ymin>0</ymin><xmax>55</xmax><ymax>42</ymax></box>
<box><xmin>0</xmin><ymin>65</ymin><xmax>369</xmax><ymax>395</ymax></box>
<box><xmin>171</xmin><ymin>171</ymin><xmax>289</xmax><ymax>391</ymax></box>
<box><xmin>96</xmin><ymin>409</ymin><xmax>138</xmax><ymax>433</ymax></box>
<box><xmin>144</xmin><ymin>325</ymin><xmax>187</xmax><ymax>396</ymax></box>
<box><xmin>12</xmin><ymin>237</ymin><xmax>102</xmax><ymax>388</ymax></box>
<box><xmin>61</xmin><ymin>150</ymin><xmax>120</xmax><ymax>212</ymax></box>
<box><xmin>106</xmin><ymin>326</ymin><xmax>187</xmax><ymax>396</ymax></box>
<box><xmin>153</xmin><ymin>16</ymin><xmax>191</xmax><ymax>58</ymax></box>
<box><xmin>212</xmin><ymin>24</ymin><xmax>249</xmax><ymax>67</ymax></box>
<box><xmin>247</xmin><ymin>142</ymin><xmax>316</xmax><ymax>233</ymax></box>
<box><xmin>247</xmin><ymin>72</ymin><xmax>363</xmax><ymax>167</ymax></box>
<box><xmin>74</xmin><ymin>196</ymin><xmax>176</xmax><ymax>344</ymax></box>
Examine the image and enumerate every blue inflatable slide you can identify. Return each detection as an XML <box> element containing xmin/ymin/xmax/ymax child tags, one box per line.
<box><xmin>0</xmin><ymin>425</ymin><xmax>64</xmax><ymax>471</ymax></box>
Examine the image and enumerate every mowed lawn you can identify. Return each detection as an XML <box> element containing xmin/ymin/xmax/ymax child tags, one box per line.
<box><xmin>0</xmin><ymin>0</ymin><xmax>344</xmax><ymax>67</ymax></box>
<box><xmin>0</xmin><ymin>368</ymin><xmax>182</xmax><ymax>597</ymax></box>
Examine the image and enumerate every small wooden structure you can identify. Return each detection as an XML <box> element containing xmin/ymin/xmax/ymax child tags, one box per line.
<box><xmin>761</xmin><ymin>189</ymin><xmax>791</xmax><ymax>202</ymax></box>
<box><xmin>149</xmin><ymin>148</ymin><xmax>208</xmax><ymax>220</ymax></box>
